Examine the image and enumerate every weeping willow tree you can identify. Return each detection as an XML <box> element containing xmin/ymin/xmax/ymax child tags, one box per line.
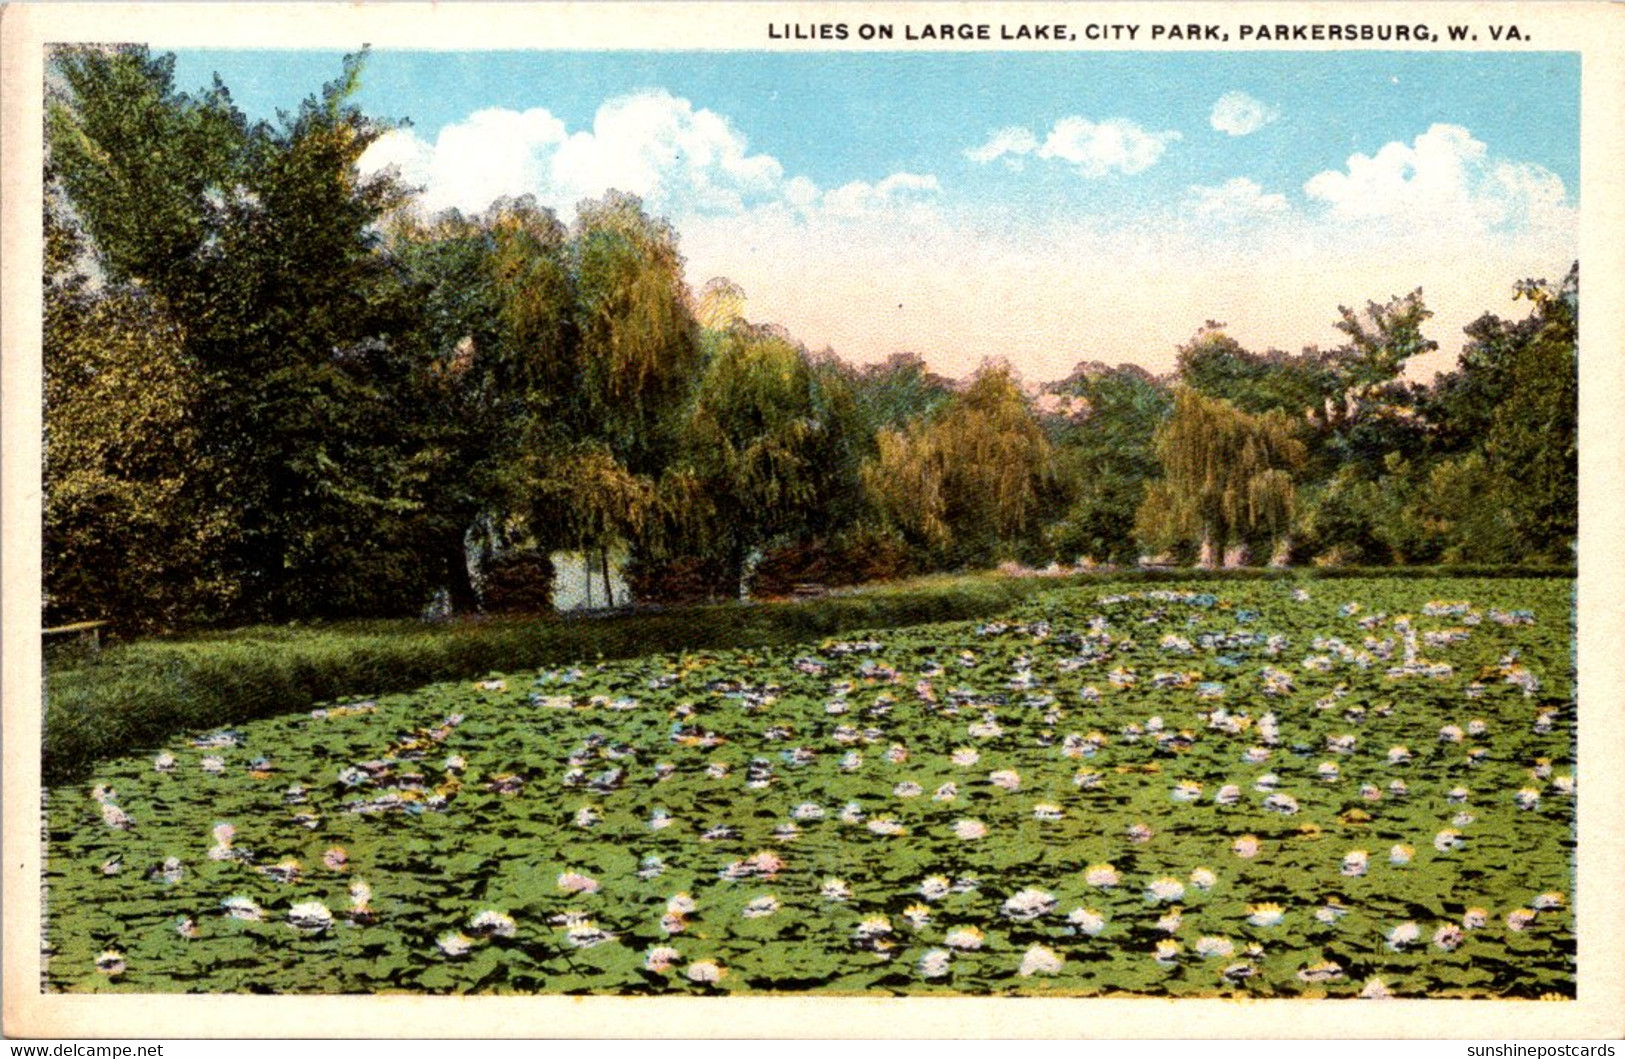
<box><xmin>1136</xmin><ymin>389</ymin><xmax>1306</xmax><ymax>566</ymax></box>
<box><xmin>678</xmin><ymin>319</ymin><xmax>860</xmax><ymax>598</ymax></box>
<box><xmin>387</xmin><ymin>197</ymin><xmax>581</xmax><ymax>611</ymax></box>
<box><xmin>520</xmin><ymin>446</ymin><xmax>661</xmax><ymax>605</ymax></box>
<box><xmin>695</xmin><ymin>276</ymin><xmax>748</xmax><ymax>332</ymax></box>
<box><xmin>571</xmin><ymin>191</ymin><xmax>703</xmax><ymax>479</ymax></box>
<box><xmin>864</xmin><ymin>362</ymin><xmax>1053</xmax><ymax>566</ymax></box>
<box><xmin>484</xmin><ymin>191</ymin><xmax>703</xmax><ymax>599</ymax></box>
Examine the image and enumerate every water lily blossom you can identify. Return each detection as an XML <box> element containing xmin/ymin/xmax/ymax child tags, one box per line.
<box><xmin>1019</xmin><ymin>944</ymin><xmax>1064</xmax><ymax>976</ymax></box>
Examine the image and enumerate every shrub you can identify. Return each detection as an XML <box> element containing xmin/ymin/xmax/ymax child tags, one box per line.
<box><xmin>625</xmin><ymin>555</ymin><xmax>734</xmax><ymax>606</ymax></box>
<box><xmin>482</xmin><ymin>549</ymin><xmax>555</xmax><ymax>613</ymax></box>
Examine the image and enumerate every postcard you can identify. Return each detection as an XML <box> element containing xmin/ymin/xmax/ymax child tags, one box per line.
<box><xmin>3</xmin><ymin>0</ymin><xmax>1622</xmax><ymax>1040</ymax></box>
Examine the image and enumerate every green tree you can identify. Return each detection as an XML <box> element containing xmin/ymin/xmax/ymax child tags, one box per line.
<box><xmin>43</xmin><ymin>195</ymin><xmax>233</xmax><ymax>627</ymax></box>
<box><xmin>1483</xmin><ymin>266</ymin><xmax>1578</xmax><ymax>561</ymax></box>
<box><xmin>1136</xmin><ymin>389</ymin><xmax>1305</xmax><ymax>564</ymax></box>
<box><xmin>389</xmin><ymin>198</ymin><xmax>578</xmax><ymax>609</ymax></box>
<box><xmin>850</xmin><ymin>351</ymin><xmax>956</xmax><ymax>442</ymax></box>
<box><xmin>678</xmin><ymin>322</ymin><xmax>862</xmax><ymax>596</ymax></box>
<box><xmin>1176</xmin><ymin>325</ymin><xmax>1340</xmax><ymax>420</ymax></box>
<box><xmin>1316</xmin><ymin>289</ymin><xmax>1438</xmax><ymax>476</ymax></box>
<box><xmin>1328</xmin><ymin>289</ymin><xmax>1438</xmax><ymax>409</ymax></box>
<box><xmin>569</xmin><ymin>191</ymin><xmax>703</xmax><ymax>479</ymax></box>
<box><xmin>1042</xmin><ymin>363</ymin><xmax>1173</xmax><ymax>564</ymax></box>
<box><xmin>1407</xmin><ymin>452</ymin><xmax>1516</xmax><ymax>564</ymax></box>
<box><xmin>864</xmin><ymin>363</ymin><xmax>1053</xmax><ymax>568</ymax></box>
<box><xmin>496</xmin><ymin>192</ymin><xmax>707</xmax><ymax>594</ymax></box>
<box><xmin>49</xmin><ymin>46</ymin><xmax>430</xmax><ymax>619</ymax></box>
<box><xmin>45</xmin><ymin>47</ymin><xmax>243</xmax><ymax>295</ymax></box>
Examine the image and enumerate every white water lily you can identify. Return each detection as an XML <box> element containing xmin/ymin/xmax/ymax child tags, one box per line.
<box><xmin>1001</xmin><ymin>888</ymin><xmax>1057</xmax><ymax>921</ymax></box>
<box><xmin>1085</xmin><ymin>863</ymin><xmax>1120</xmax><ymax>887</ymax></box>
<box><xmin>565</xmin><ymin>920</ymin><xmax>615</xmax><ymax>948</ymax></box>
<box><xmin>1068</xmin><ymin>907</ymin><xmax>1107</xmax><ymax>936</ymax></box>
<box><xmin>558</xmin><ymin>871</ymin><xmax>600</xmax><ymax>894</ymax></box>
<box><xmin>644</xmin><ymin>946</ymin><xmax>682</xmax><ymax>973</ymax></box>
<box><xmin>819</xmin><ymin>878</ymin><xmax>852</xmax><ymax>902</ymax></box>
<box><xmin>1146</xmin><ymin>877</ymin><xmax>1185</xmax><ymax>903</ymax></box>
<box><xmin>287</xmin><ymin>902</ymin><xmax>334</xmax><ymax>933</ymax></box>
<box><xmin>685</xmin><ymin>960</ymin><xmax>725</xmax><ymax>984</ymax></box>
<box><xmin>1246</xmin><ymin>903</ymin><xmax>1284</xmax><ymax>927</ymax></box>
<box><xmin>918</xmin><ymin>948</ymin><xmax>952</xmax><ymax>979</ymax></box>
<box><xmin>468</xmin><ymin>910</ymin><xmax>517</xmax><ymax>938</ymax></box>
<box><xmin>1387</xmin><ymin>921</ymin><xmax>1421</xmax><ymax>950</ymax></box>
<box><xmin>1018</xmin><ymin>944</ymin><xmax>1064</xmax><ymax>976</ymax></box>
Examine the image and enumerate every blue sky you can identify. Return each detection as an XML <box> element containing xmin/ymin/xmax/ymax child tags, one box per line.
<box><xmin>167</xmin><ymin>48</ymin><xmax>1581</xmax><ymax>380</ymax></box>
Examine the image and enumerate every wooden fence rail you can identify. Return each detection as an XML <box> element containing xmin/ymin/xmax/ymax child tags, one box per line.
<box><xmin>43</xmin><ymin>620</ymin><xmax>109</xmax><ymax>652</ymax></box>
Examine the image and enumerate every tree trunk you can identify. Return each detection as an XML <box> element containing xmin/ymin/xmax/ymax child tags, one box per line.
<box><xmin>600</xmin><ymin>548</ymin><xmax>615</xmax><ymax>608</ymax></box>
<box><xmin>1197</xmin><ymin>528</ymin><xmax>1217</xmax><ymax>570</ymax></box>
<box><xmin>444</xmin><ymin>527</ymin><xmax>480</xmax><ymax>614</ymax></box>
<box><xmin>263</xmin><ymin>533</ymin><xmax>292</xmax><ymax>623</ymax></box>
<box><xmin>729</xmin><ymin>541</ymin><xmax>751</xmax><ymax>603</ymax></box>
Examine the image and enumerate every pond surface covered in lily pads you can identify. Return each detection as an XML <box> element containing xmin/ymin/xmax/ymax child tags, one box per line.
<box><xmin>45</xmin><ymin>578</ymin><xmax>1575</xmax><ymax>996</ymax></box>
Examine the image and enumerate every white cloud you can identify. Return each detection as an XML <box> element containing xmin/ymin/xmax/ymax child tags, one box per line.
<box><xmin>550</xmin><ymin>92</ymin><xmax>784</xmax><ymax>213</ymax></box>
<box><xmin>361</xmin><ymin>91</ymin><xmax>791</xmax><ymax>218</ymax></box>
<box><xmin>965</xmin><ymin>126</ymin><xmax>1040</xmax><ymax>165</ymax></box>
<box><xmin>966</xmin><ymin>117</ymin><xmax>1179</xmax><ymax>177</ymax></box>
<box><xmin>683</xmin><ymin>125</ymin><xmax>1571</xmax><ymax>384</ymax></box>
<box><xmin>365</xmin><ymin>102</ymin><xmax>1572</xmax><ymax>388</ymax></box>
<box><xmin>1187</xmin><ymin>177</ymin><xmax>1290</xmax><ymax>221</ymax></box>
<box><xmin>1210</xmin><ymin>92</ymin><xmax>1280</xmax><ymax>136</ymax></box>
<box><xmin>1304</xmin><ymin>123</ymin><xmax>1573</xmax><ymax>237</ymax></box>
<box><xmin>363</xmin><ymin>108</ymin><xmax>569</xmax><ymax>215</ymax></box>
<box><xmin>1038</xmin><ymin>117</ymin><xmax>1181</xmax><ymax>177</ymax></box>
<box><xmin>358</xmin><ymin>90</ymin><xmax>941</xmax><ymax>228</ymax></box>
<box><xmin>821</xmin><ymin>173</ymin><xmax>941</xmax><ymax>219</ymax></box>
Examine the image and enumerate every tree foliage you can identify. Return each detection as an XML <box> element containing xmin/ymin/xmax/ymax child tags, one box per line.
<box><xmin>388</xmin><ymin>198</ymin><xmax>577</xmax><ymax>606</ymax></box>
<box><xmin>1482</xmin><ymin>266</ymin><xmax>1579</xmax><ymax>560</ymax></box>
<box><xmin>1176</xmin><ymin>326</ymin><xmax>1339</xmax><ymax>421</ymax></box>
<box><xmin>865</xmin><ymin>363</ymin><xmax>1053</xmax><ymax>567</ymax></box>
<box><xmin>1136</xmin><ymin>390</ymin><xmax>1306</xmax><ymax>563</ymax></box>
<box><xmin>678</xmin><ymin>322</ymin><xmax>862</xmax><ymax>594</ymax></box>
<box><xmin>43</xmin><ymin>198</ymin><xmax>232</xmax><ymax>626</ymax></box>
<box><xmin>1043</xmin><ymin>363</ymin><xmax>1173</xmax><ymax>564</ymax></box>
<box><xmin>850</xmin><ymin>351</ymin><xmax>957</xmax><ymax>442</ymax></box>
<box><xmin>49</xmin><ymin>45</ymin><xmax>428</xmax><ymax>620</ymax></box>
<box><xmin>571</xmin><ymin>191</ymin><xmax>702</xmax><ymax>478</ymax></box>
<box><xmin>39</xmin><ymin>46</ymin><xmax>1580</xmax><ymax>630</ymax></box>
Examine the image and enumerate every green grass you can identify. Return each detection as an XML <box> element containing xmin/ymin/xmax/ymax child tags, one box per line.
<box><xmin>42</xmin><ymin>565</ymin><xmax>1573</xmax><ymax>786</ymax></box>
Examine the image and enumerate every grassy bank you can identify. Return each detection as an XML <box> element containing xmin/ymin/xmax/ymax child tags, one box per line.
<box><xmin>41</xmin><ymin>564</ymin><xmax>1572</xmax><ymax>785</ymax></box>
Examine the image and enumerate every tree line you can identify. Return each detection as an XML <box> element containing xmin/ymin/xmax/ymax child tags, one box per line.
<box><xmin>42</xmin><ymin>48</ymin><xmax>1578</xmax><ymax>630</ymax></box>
